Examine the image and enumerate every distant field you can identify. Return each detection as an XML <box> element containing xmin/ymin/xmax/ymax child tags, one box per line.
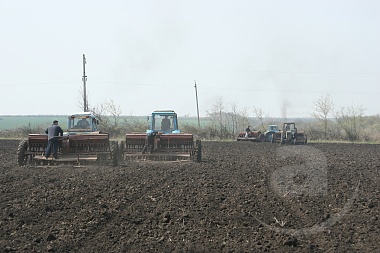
<box><xmin>0</xmin><ymin>115</ymin><xmax>208</xmax><ymax>130</ymax></box>
<box><xmin>0</xmin><ymin>116</ymin><xmax>67</xmax><ymax>130</ymax></box>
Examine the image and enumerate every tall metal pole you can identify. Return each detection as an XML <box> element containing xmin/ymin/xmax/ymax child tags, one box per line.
<box><xmin>194</xmin><ymin>80</ymin><xmax>200</xmax><ymax>128</ymax></box>
<box><xmin>82</xmin><ymin>54</ymin><xmax>88</xmax><ymax>112</ymax></box>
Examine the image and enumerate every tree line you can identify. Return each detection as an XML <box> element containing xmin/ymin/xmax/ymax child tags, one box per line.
<box><xmin>1</xmin><ymin>95</ymin><xmax>379</xmax><ymax>143</ymax></box>
<box><xmin>183</xmin><ymin>94</ymin><xmax>380</xmax><ymax>142</ymax></box>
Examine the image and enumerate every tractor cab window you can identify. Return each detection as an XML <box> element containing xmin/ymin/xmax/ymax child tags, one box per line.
<box><xmin>74</xmin><ymin>118</ymin><xmax>91</xmax><ymax>129</ymax></box>
<box><xmin>153</xmin><ymin>115</ymin><xmax>173</xmax><ymax>132</ymax></box>
<box><xmin>284</xmin><ymin>123</ymin><xmax>295</xmax><ymax>131</ymax></box>
<box><xmin>269</xmin><ymin>125</ymin><xmax>278</xmax><ymax>131</ymax></box>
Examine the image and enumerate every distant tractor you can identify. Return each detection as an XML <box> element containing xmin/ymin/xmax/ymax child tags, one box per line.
<box><xmin>280</xmin><ymin>122</ymin><xmax>307</xmax><ymax>145</ymax></box>
<box><xmin>237</xmin><ymin>128</ymin><xmax>265</xmax><ymax>142</ymax></box>
<box><xmin>264</xmin><ymin>125</ymin><xmax>282</xmax><ymax>143</ymax></box>
<box><xmin>17</xmin><ymin>112</ymin><xmax>118</xmax><ymax>166</ymax></box>
<box><xmin>119</xmin><ymin>110</ymin><xmax>201</xmax><ymax>162</ymax></box>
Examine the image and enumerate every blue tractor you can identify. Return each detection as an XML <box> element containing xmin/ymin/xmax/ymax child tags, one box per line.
<box><xmin>264</xmin><ymin>124</ymin><xmax>282</xmax><ymax>143</ymax></box>
<box><xmin>120</xmin><ymin>110</ymin><xmax>201</xmax><ymax>162</ymax></box>
<box><xmin>146</xmin><ymin>110</ymin><xmax>181</xmax><ymax>135</ymax></box>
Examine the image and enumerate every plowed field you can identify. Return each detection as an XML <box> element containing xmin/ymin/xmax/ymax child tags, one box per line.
<box><xmin>0</xmin><ymin>139</ymin><xmax>379</xmax><ymax>252</ymax></box>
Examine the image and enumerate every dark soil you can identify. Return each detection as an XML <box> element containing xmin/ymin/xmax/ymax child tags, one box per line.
<box><xmin>0</xmin><ymin>139</ymin><xmax>379</xmax><ymax>252</ymax></box>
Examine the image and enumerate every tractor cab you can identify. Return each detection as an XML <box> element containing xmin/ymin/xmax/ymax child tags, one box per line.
<box><xmin>283</xmin><ymin>122</ymin><xmax>297</xmax><ymax>133</ymax></box>
<box><xmin>268</xmin><ymin>125</ymin><xmax>279</xmax><ymax>132</ymax></box>
<box><xmin>147</xmin><ymin>110</ymin><xmax>180</xmax><ymax>134</ymax></box>
<box><xmin>67</xmin><ymin>112</ymin><xmax>99</xmax><ymax>134</ymax></box>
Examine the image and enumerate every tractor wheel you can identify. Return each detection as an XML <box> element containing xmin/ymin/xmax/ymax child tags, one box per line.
<box><xmin>259</xmin><ymin>134</ymin><xmax>265</xmax><ymax>142</ymax></box>
<box><xmin>17</xmin><ymin>140</ymin><xmax>29</xmax><ymax>166</ymax></box>
<box><xmin>193</xmin><ymin>140</ymin><xmax>202</xmax><ymax>163</ymax></box>
<box><xmin>119</xmin><ymin>141</ymin><xmax>125</xmax><ymax>160</ymax></box>
<box><xmin>110</xmin><ymin>141</ymin><xmax>119</xmax><ymax>167</ymax></box>
<box><xmin>269</xmin><ymin>133</ymin><xmax>274</xmax><ymax>143</ymax></box>
<box><xmin>97</xmin><ymin>154</ymin><xmax>107</xmax><ymax>165</ymax></box>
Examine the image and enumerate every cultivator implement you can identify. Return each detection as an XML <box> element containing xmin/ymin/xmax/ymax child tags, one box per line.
<box><xmin>17</xmin><ymin>133</ymin><xmax>118</xmax><ymax>166</ymax></box>
<box><xmin>120</xmin><ymin>133</ymin><xmax>201</xmax><ymax>162</ymax></box>
<box><xmin>237</xmin><ymin>131</ymin><xmax>265</xmax><ymax>142</ymax></box>
<box><xmin>294</xmin><ymin>131</ymin><xmax>307</xmax><ymax>144</ymax></box>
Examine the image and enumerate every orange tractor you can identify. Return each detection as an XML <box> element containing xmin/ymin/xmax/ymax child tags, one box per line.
<box><xmin>17</xmin><ymin>112</ymin><xmax>118</xmax><ymax>166</ymax></box>
<box><xmin>119</xmin><ymin>110</ymin><xmax>201</xmax><ymax>162</ymax></box>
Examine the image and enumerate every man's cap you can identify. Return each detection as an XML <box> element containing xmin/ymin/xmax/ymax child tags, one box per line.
<box><xmin>53</xmin><ymin>120</ymin><xmax>58</xmax><ymax>123</ymax></box>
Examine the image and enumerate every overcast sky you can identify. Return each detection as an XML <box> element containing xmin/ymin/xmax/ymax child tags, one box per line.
<box><xmin>0</xmin><ymin>0</ymin><xmax>379</xmax><ymax>118</ymax></box>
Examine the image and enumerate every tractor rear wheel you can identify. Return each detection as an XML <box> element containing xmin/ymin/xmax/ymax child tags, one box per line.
<box><xmin>17</xmin><ymin>140</ymin><xmax>29</xmax><ymax>166</ymax></box>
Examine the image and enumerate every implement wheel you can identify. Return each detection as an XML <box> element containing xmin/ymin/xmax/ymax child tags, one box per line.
<box><xmin>118</xmin><ymin>141</ymin><xmax>125</xmax><ymax>160</ymax></box>
<box><xmin>17</xmin><ymin>140</ymin><xmax>30</xmax><ymax>166</ymax></box>
<box><xmin>193</xmin><ymin>140</ymin><xmax>202</xmax><ymax>163</ymax></box>
<box><xmin>110</xmin><ymin>141</ymin><xmax>119</xmax><ymax>167</ymax></box>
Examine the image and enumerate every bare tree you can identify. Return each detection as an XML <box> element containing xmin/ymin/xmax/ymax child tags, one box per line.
<box><xmin>206</xmin><ymin>97</ymin><xmax>252</xmax><ymax>139</ymax></box>
<box><xmin>230</xmin><ymin>102</ymin><xmax>238</xmax><ymax>136</ymax></box>
<box><xmin>77</xmin><ymin>88</ymin><xmax>89</xmax><ymax>112</ymax></box>
<box><xmin>311</xmin><ymin>94</ymin><xmax>334</xmax><ymax>139</ymax></box>
<box><xmin>206</xmin><ymin>96</ymin><xmax>227</xmax><ymax>138</ymax></box>
<box><xmin>92</xmin><ymin>102</ymin><xmax>108</xmax><ymax>126</ymax></box>
<box><xmin>253</xmin><ymin>106</ymin><xmax>267</xmax><ymax>132</ymax></box>
<box><xmin>106</xmin><ymin>99</ymin><xmax>122</xmax><ymax>127</ymax></box>
<box><xmin>91</xmin><ymin>99</ymin><xmax>123</xmax><ymax>137</ymax></box>
<box><xmin>238</xmin><ymin>107</ymin><xmax>250</xmax><ymax>131</ymax></box>
<box><xmin>334</xmin><ymin>104</ymin><xmax>365</xmax><ymax>142</ymax></box>
<box><xmin>215</xmin><ymin>96</ymin><xmax>225</xmax><ymax>136</ymax></box>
